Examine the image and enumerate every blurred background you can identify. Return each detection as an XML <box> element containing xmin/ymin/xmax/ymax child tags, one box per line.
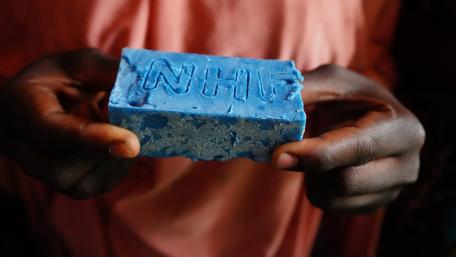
<box><xmin>378</xmin><ymin>0</ymin><xmax>456</xmax><ymax>256</ymax></box>
<box><xmin>1</xmin><ymin>0</ymin><xmax>455</xmax><ymax>256</ymax></box>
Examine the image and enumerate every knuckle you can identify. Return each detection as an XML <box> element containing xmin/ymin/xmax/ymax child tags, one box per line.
<box><xmin>383</xmin><ymin>190</ymin><xmax>401</xmax><ymax>205</ymax></box>
<box><xmin>415</xmin><ymin>122</ymin><xmax>426</xmax><ymax>148</ymax></box>
<box><xmin>406</xmin><ymin>172</ymin><xmax>419</xmax><ymax>185</ymax></box>
<box><xmin>403</xmin><ymin>115</ymin><xmax>426</xmax><ymax>150</ymax></box>
<box><xmin>69</xmin><ymin>48</ymin><xmax>100</xmax><ymax>59</ymax></box>
<box><xmin>352</xmin><ymin>134</ymin><xmax>376</xmax><ymax>166</ymax></box>
<box><xmin>77</xmin><ymin>177</ymin><xmax>104</xmax><ymax>197</ymax></box>
<box><xmin>363</xmin><ymin>132</ymin><xmax>379</xmax><ymax>161</ymax></box>
<box><xmin>306</xmin><ymin>145</ymin><xmax>331</xmax><ymax>172</ymax></box>
<box><xmin>311</xmin><ymin>64</ymin><xmax>344</xmax><ymax>81</ymax></box>
<box><xmin>317</xmin><ymin>64</ymin><xmax>341</xmax><ymax>75</ymax></box>
<box><xmin>402</xmin><ymin>156</ymin><xmax>420</xmax><ymax>185</ymax></box>
<box><xmin>50</xmin><ymin>169</ymin><xmax>77</xmax><ymax>191</ymax></box>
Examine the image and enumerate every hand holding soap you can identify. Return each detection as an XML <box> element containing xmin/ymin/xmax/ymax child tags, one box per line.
<box><xmin>109</xmin><ymin>48</ymin><xmax>306</xmax><ymax>162</ymax></box>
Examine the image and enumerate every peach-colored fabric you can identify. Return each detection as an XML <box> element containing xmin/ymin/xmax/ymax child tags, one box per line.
<box><xmin>0</xmin><ymin>1</ymin><xmax>400</xmax><ymax>256</ymax></box>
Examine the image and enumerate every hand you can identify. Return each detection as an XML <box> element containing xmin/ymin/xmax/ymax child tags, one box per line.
<box><xmin>0</xmin><ymin>49</ymin><xmax>140</xmax><ymax>199</ymax></box>
<box><xmin>272</xmin><ymin>65</ymin><xmax>425</xmax><ymax>213</ymax></box>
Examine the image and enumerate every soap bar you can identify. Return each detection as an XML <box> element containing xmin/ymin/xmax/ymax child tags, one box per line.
<box><xmin>109</xmin><ymin>48</ymin><xmax>306</xmax><ymax>162</ymax></box>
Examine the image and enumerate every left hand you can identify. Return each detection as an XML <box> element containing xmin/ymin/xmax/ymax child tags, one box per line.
<box><xmin>0</xmin><ymin>49</ymin><xmax>140</xmax><ymax>199</ymax></box>
<box><xmin>272</xmin><ymin>64</ymin><xmax>425</xmax><ymax>213</ymax></box>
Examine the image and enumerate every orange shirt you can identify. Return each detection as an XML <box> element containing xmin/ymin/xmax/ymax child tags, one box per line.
<box><xmin>0</xmin><ymin>1</ymin><xmax>399</xmax><ymax>256</ymax></box>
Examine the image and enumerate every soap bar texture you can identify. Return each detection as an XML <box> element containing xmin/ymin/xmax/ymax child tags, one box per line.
<box><xmin>109</xmin><ymin>48</ymin><xmax>306</xmax><ymax>162</ymax></box>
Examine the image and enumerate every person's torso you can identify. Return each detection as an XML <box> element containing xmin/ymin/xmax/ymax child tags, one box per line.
<box><xmin>0</xmin><ymin>1</ymin><xmax>397</xmax><ymax>256</ymax></box>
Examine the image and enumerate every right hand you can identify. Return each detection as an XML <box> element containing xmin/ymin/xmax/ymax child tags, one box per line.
<box><xmin>273</xmin><ymin>65</ymin><xmax>425</xmax><ymax>213</ymax></box>
<box><xmin>0</xmin><ymin>48</ymin><xmax>140</xmax><ymax>199</ymax></box>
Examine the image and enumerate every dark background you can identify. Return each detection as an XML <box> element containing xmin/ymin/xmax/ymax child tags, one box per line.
<box><xmin>1</xmin><ymin>0</ymin><xmax>455</xmax><ymax>256</ymax></box>
<box><xmin>379</xmin><ymin>0</ymin><xmax>456</xmax><ymax>256</ymax></box>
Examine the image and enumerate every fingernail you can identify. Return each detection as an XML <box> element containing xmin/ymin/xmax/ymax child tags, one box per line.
<box><xmin>109</xmin><ymin>142</ymin><xmax>131</xmax><ymax>159</ymax></box>
<box><xmin>275</xmin><ymin>153</ymin><xmax>298</xmax><ymax>169</ymax></box>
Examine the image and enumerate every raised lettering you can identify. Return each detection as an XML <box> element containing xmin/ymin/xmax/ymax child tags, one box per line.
<box><xmin>202</xmin><ymin>66</ymin><xmax>249</xmax><ymax>101</ymax></box>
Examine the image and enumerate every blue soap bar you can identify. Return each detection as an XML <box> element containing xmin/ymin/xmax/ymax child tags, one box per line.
<box><xmin>109</xmin><ymin>48</ymin><xmax>306</xmax><ymax>162</ymax></box>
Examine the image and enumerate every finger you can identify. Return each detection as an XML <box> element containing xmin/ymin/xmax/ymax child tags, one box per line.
<box><xmin>308</xmin><ymin>154</ymin><xmax>419</xmax><ymax>197</ymax></box>
<box><xmin>306</xmin><ymin>187</ymin><xmax>401</xmax><ymax>213</ymax></box>
<box><xmin>58</xmin><ymin>48</ymin><xmax>119</xmax><ymax>92</ymax></box>
<box><xmin>3</xmin><ymin>131</ymin><xmax>131</xmax><ymax>198</ymax></box>
<box><xmin>1</xmin><ymin>137</ymin><xmax>96</xmax><ymax>191</ymax></box>
<box><xmin>68</xmin><ymin>159</ymin><xmax>133</xmax><ymax>199</ymax></box>
<box><xmin>273</xmin><ymin>109</ymin><xmax>422</xmax><ymax>172</ymax></box>
<box><xmin>301</xmin><ymin>64</ymin><xmax>398</xmax><ymax>104</ymax></box>
<box><xmin>43</xmin><ymin>112</ymin><xmax>140</xmax><ymax>158</ymax></box>
<box><xmin>8</xmin><ymin>77</ymin><xmax>139</xmax><ymax>158</ymax></box>
<box><xmin>310</xmin><ymin>154</ymin><xmax>420</xmax><ymax>197</ymax></box>
<box><xmin>47</xmin><ymin>157</ymin><xmax>98</xmax><ymax>191</ymax></box>
<box><xmin>302</xmin><ymin>98</ymin><xmax>391</xmax><ymax>137</ymax></box>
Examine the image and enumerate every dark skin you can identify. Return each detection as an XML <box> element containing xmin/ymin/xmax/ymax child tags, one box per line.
<box><xmin>0</xmin><ymin>49</ymin><xmax>139</xmax><ymax>199</ymax></box>
<box><xmin>0</xmin><ymin>49</ymin><xmax>425</xmax><ymax>212</ymax></box>
<box><xmin>273</xmin><ymin>65</ymin><xmax>425</xmax><ymax>212</ymax></box>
